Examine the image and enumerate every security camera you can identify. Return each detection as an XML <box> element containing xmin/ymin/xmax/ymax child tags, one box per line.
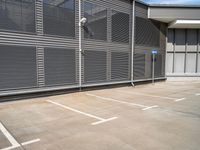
<box><xmin>80</xmin><ymin>17</ymin><xmax>87</xmax><ymax>25</ymax></box>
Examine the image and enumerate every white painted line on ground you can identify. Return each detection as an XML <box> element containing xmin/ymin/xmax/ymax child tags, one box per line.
<box><xmin>0</xmin><ymin>122</ymin><xmax>20</xmax><ymax>150</ymax></box>
<box><xmin>142</xmin><ymin>105</ymin><xmax>159</xmax><ymax>111</ymax></box>
<box><xmin>174</xmin><ymin>98</ymin><xmax>186</xmax><ymax>102</ymax></box>
<box><xmin>21</xmin><ymin>139</ymin><xmax>40</xmax><ymax>146</ymax></box>
<box><xmin>86</xmin><ymin>93</ymin><xmax>158</xmax><ymax>111</ymax></box>
<box><xmin>0</xmin><ymin>122</ymin><xmax>40</xmax><ymax>150</ymax></box>
<box><xmin>91</xmin><ymin>117</ymin><xmax>118</xmax><ymax>125</ymax></box>
<box><xmin>195</xmin><ymin>93</ymin><xmax>200</xmax><ymax>96</ymax></box>
<box><xmin>46</xmin><ymin>100</ymin><xmax>117</xmax><ymax>125</ymax></box>
<box><xmin>120</xmin><ymin>90</ymin><xmax>187</xmax><ymax>103</ymax></box>
<box><xmin>120</xmin><ymin>90</ymin><xmax>178</xmax><ymax>100</ymax></box>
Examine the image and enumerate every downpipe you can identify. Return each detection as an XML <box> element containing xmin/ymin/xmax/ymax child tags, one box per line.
<box><xmin>131</xmin><ymin>0</ymin><xmax>135</xmax><ymax>87</ymax></box>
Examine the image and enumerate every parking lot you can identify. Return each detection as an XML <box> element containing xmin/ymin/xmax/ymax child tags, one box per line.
<box><xmin>0</xmin><ymin>81</ymin><xmax>200</xmax><ymax>150</ymax></box>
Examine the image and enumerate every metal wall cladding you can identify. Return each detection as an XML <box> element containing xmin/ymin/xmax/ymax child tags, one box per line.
<box><xmin>133</xmin><ymin>54</ymin><xmax>145</xmax><ymax>80</ymax></box>
<box><xmin>84</xmin><ymin>50</ymin><xmax>107</xmax><ymax>83</ymax></box>
<box><xmin>134</xmin><ymin>2</ymin><xmax>166</xmax><ymax>80</ymax></box>
<box><xmin>111</xmin><ymin>10</ymin><xmax>130</xmax><ymax>43</ymax></box>
<box><xmin>0</xmin><ymin>0</ymin><xmax>35</xmax><ymax>33</ymax></box>
<box><xmin>111</xmin><ymin>52</ymin><xmax>130</xmax><ymax>80</ymax></box>
<box><xmin>135</xmin><ymin>17</ymin><xmax>160</xmax><ymax>47</ymax></box>
<box><xmin>43</xmin><ymin>0</ymin><xmax>75</xmax><ymax>37</ymax></box>
<box><xmin>84</xmin><ymin>2</ymin><xmax>107</xmax><ymax>41</ymax></box>
<box><xmin>44</xmin><ymin>48</ymin><xmax>76</xmax><ymax>86</ymax></box>
<box><xmin>0</xmin><ymin>45</ymin><xmax>37</xmax><ymax>91</ymax></box>
<box><xmin>154</xmin><ymin>54</ymin><xmax>164</xmax><ymax>77</ymax></box>
<box><xmin>166</xmin><ymin>29</ymin><xmax>200</xmax><ymax>75</ymax></box>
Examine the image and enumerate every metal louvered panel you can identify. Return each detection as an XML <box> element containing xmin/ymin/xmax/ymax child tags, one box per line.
<box><xmin>36</xmin><ymin>0</ymin><xmax>43</xmax><ymax>35</ymax></box>
<box><xmin>0</xmin><ymin>0</ymin><xmax>35</xmax><ymax>33</ymax></box>
<box><xmin>36</xmin><ymin>46</ymin><xmax>45</xmax><ymax>87</ymax></box>
<box><xmin>84</xmin><ymin>50</ymin><xmax>107</xmax><ymax>83</ymax></box>
<box><xmin>0</xmin><ymin>45</ymin><xmax>37</xmax><ymax>91</ymax></box>
<box><xmin>154</xmin><ymin>54</ymin><xmax>163</xmax><ymax>77</ymax></box>
<box><xmin>111</xmin><ymin>10</ymin><xmax>130</xmax><ymax>43</ymax></box>
<box><xmin>43</xmin><ymin>0</ymin><xmax>75</xmax><ymax>37</ymax></box>
<box><xmin>111</xmin><ymin>52</ymin><xmax>129</xmax><ymax>80</ymax></box>
<box><xmin>44</xmin><ymin>48</ymin><xmax>76</xmax><ymax>86</ymax></box>
<box><xmin>133</xmin><ymin>54</ymin><xmax>145</xmax><ymax>80</ymax></box>
<box><xmin>135</xmin><ymin>2</ymin><xmax>148</xmax><ymax>18</ymax></box>
<box><xmin>84</xmin><ymin>1</ymin><xmax>107</xmax><ymax>41</ymax></box>
<box><xmin>135</xmin><ymin>17</ymin><xmax>160</xmax><ymax>47</ymax></box>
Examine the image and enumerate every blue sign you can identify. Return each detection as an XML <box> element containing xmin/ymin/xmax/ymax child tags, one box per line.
<box><xmin>152</xmin><ymin>49</ymin><xmax>158</xmax><ymax>54</ymax></box>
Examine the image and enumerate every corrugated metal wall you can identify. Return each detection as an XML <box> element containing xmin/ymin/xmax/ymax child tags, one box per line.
<box><xmin>0</xmin><ymin>0</ymin><xmax>166</xmax><ymax>96</ymax></box>
<box><xmin>134</xmin><ymin>2</ymin><xmax>166</xmax><ymax>81</ymax></box>
<box><xmin>166</xmin><ymin>29</ymin><xmax>200</xmax><ymax>76</ymax></box>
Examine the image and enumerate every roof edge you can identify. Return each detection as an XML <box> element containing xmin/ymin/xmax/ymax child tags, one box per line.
<box><xmin>135</xmin><ymin>0</ymin><xmax>200</xmax><ymax>8</ymax></box>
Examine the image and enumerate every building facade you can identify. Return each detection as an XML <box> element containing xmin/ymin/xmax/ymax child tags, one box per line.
<box><xmin>1</xmin><ymin>0</ymin><xmax>199</xmax><ymax>97</ymax></box>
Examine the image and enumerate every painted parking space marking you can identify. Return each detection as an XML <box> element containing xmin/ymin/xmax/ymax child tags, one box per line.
<box><xmin>119</xmin><ymin>90</ymin><xmax>186</xmax><ymax>102</ymax></box>
<box><xmin>46</xmin><ymin>100</ymin><xmax>117</xmax><ymax>125</ymax></box>
<box><xmin>195</xmin><ymin>93</ymin><xmax>200</xmax><ymax>96</ymax></box>
<box><xmin>86</xmin><ymin>93</ymin><xmax>158</xmax><ymax>111</ymax></box>
<box><xmin>174</xmin><ymin>98</ymin><xmax>186</xmax><ymax>102</ymax></box>
<box><xmin>0</xmin><ymin>122</ymin><xmax>40</xmax><ymax>150</ymax></box>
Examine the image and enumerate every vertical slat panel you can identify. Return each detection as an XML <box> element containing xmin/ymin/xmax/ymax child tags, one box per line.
<box><xmin>0</xmin><ymin>45</ymin><xmax>37</xmax><ymax>91</ymax></box>
<box><xmin>44</xmin><ymin>48</ymin><xmax>76</xmax><ymax>86</ymax></box>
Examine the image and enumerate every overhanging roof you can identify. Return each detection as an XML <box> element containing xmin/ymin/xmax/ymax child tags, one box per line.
<box><xmin>169</xmin><ymin>20</ymin><xmax>200</xmax><ymax>28</ymax></box>
<box><xmin>135</xmin><ymin>0</ymin><xmax>200</xmax><ymax>28</ymax></box>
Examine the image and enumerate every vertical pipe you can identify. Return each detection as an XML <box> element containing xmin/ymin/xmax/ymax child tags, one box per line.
<box><xmin>78</xmin><ymin>0</ymin><xmax>82</xmax><ymax>91</ymax></box>
<box><xmin>165</xmin><ymin>27</ymin><xmax>168</xmax><ymax>78</ymax></box>
<box><xmin>196</xmin><ymin>29</ymin><xmax>199</xmax><ymax>73</ymax></box>
<box><xmin>172</xmin><ymin>29</ymin><xmax>175</xmax><ymax>73</ymax></box>
<box><xmin>152</xmin><ymin>54</ymin><xmax>155</xmax><ymax>84</ymax></box>
<box><xmin>131</xmin><ymin>0</ymin><xmax>135</xmax><ymax>86</ymax></box>
<box><xmin>184</xmin><ymin>29</ymin><xmax>187</xmax><ymax>73</ymax></box>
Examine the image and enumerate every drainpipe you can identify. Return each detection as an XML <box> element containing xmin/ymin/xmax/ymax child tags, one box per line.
<box><xmin>131</xmin><ymin>0</ymin><xmax>135</xmax><ymax>87</ymax></box>
<box><xmin>79</xmin><ymin>0</ymin><xmax>82</xmax><ymax>91</ymax></box>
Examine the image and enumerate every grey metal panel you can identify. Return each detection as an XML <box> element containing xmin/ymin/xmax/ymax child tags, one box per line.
<box><xmin>84</xmin><ymin>50</ymin><xmax>107</xmax><ymax>83</ymax></box>
<box><xmin>154</xmin><ymin>54</ymin><xmax>163</xmax><ymax>77</ymax></box>
<box><xmin>84</xmin><ymin>1</ymin><xmax>107</xmax><ymax>41</ymax></box>
<box><xmin>135</xmin><ymin>16</ymin><xmax>160</xmax><ymax>47</ymax></box>
<box><xmin>36</xmin><ymin>46</ymin><xmax>45</xmax><ymax>87</ymax></box>
<box><xmin>43</xmin><ymin>0</ymin><xmax>75</xmax><ymax>37</ymax></box>
<box><xmin>35</xmin><ymin>0</ymin><xmax>43</xmax><ymax>35</ymax></box>
<box><xmin>44</xmin><ymin>48</ymin><xmax>76</xmax><ymax>86</ymax></box>
<box><xmin>0</xmin><ymin>45</ymin><xmax>37</xmax><ymax>91</ymax></box>
<box><xmin>149</xmin><ymin>7</ymin><xmax>200</xmax><ymax>20</ymax></box>
<box><xmin>135</xmin><ymin>2</ymin><xmax>148</xmax><ymax>18</ymax></box>
<box><xmin>111</xmin><ymin>10</ymin><xmax>130</xmax><ymax>43</ymax></box>
<box><xmin>175</xmin><ymin>29</ymin><xmax>185</xmax><ymax>52</ymax></box>
<box><xmin>134</xmin><ymin>0</ymin><xmax>166</xmax><ymax>81</ymax></box>
<box><xmin>111</xmin><ymin>52</ymin><xmax>130</xmax><ymax>80</ymax></box>
<box><xmin>187</xmin><ymin>29</ymin><xmax>197</xmax><ymax>52</ymax></box>
<box><xmin>166</xmin><ymin>53</ymin><xmax>173</xmax><ymax>74</ymax></box>
<box><xmin>0</xmin><ymin>0</ymin><xmax>35</xmax><ymax>33</ymax></box>
<box><xmin>174</xmin><ymin>53</ymin><xmax>185</xmax><ymax>73</ymax></box>
<box><xmin>133</xmin><ymin>53</ymin><xmax>145</xmax><ymax>80</ymax></box>
<box><xmin>186</xmin><ymin>53</ymin><xmax>196</xmax><ymax>73</ymax></box>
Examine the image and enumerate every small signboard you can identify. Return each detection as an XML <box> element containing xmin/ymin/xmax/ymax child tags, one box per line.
<box><xmin>152</xmin><ymin>49</ymin><xmax>158</xmax><ymax>55</ymax></box>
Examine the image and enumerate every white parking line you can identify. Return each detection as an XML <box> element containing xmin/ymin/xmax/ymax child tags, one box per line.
<box><xmin>195</xmin><ymin>93</ymin><xmax>200</xmax><ymax>96</ymax></box>
<box><xmin>0</xmin><ymin>122</ymin><xmax>20</xmax><ymax>150</ymax></box>
<box><xmin>46</xmin><ymin>100</ymin><xmax>117</xmax><ymax>125</ymax></box>
<box><xmin>0</xmin><ymin>122</ymin><xmax>40</xmax><ymax>150</ymax></box>
<box><xmin>174</xmin><ymin>98</ymin><xmax>186</xmax><ymax>102</ymax></box>
<box><xmin>120</xmin><ymin>90</ymin><xmax>185</xmax><ymax>102</ymax></box>
<box><xmin>21</xmin><ymin>139</ymin><xmax>40</xmax><ymax>146</ymax></box>
<box><xmin>86</xmin><ymin>93</ymin><xmax>158</xmax><ymax>111</ymax></box>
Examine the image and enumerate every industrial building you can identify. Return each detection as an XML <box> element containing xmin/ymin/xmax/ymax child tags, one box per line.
<box><xmin>0</xmin><ymin>0</ymin><xmax>199</xmax><ymax>97</ymax></box>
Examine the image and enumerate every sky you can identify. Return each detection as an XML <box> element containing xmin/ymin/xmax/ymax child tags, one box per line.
<box><xmin>141</xmin><ymin>0</ymin><xmax>200</xmax><ymax>4</ymax></box>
